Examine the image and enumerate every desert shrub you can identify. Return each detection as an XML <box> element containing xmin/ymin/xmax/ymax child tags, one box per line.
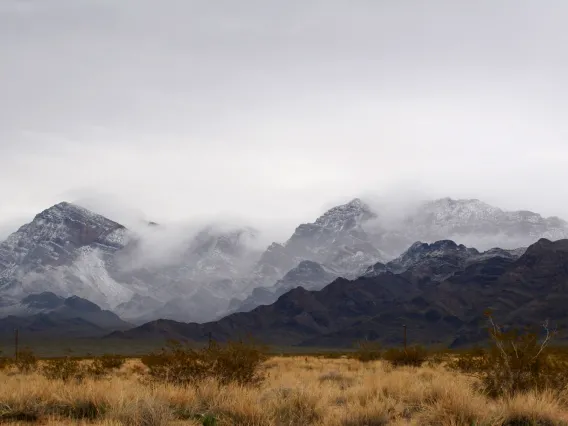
<box><xmin>141</xmin><ymin>340</ymin><xmax>212</xmax><ymax>385</ymax></box>
<box><xmin>47</xmin><ymin>400</ymin><xmax>107</xmax><ymax>420</ymax></box>
<box><xmin>353</xmin><ymin>340</ymin><xmax>382</xmax><ymax>362</ymax></box>
<box><xmin>449</xmin><ymin>311</ymin><xmax>568</xmax><ymax>398</ymax></box>
<box><xmin>201</xmin><ymin>414</ymin><xmax>218</xmax><ymax>426</ymax></box>
<box><xmin>96</xmin><ymin>353</ymin><xmax>125</xmax><ymax>370</ymax></box>
<box><xmin>0</xmin><ymin>351</ymin><xmax>11</xmax><ymax>370</ymax></box>
<box><xmin>318</xmin><ymin>371</ymin><xmax>355</xmax><ymax>389</ymax></box>
<box><xmin>141</xmin><ymin>338</ymin><xmax>267</xmax><ymax>386</ymax></box>
<box><xmin>14</xmin><ymin>347</ymin><xmax>37</xmax><ymax>373</ymax></box>
<box><xmin>383</xmin><ymin>345</ymin><xmax>428</xmax><ymax>367</ymax></box>
<box><xmin>205</xmin><ymin>339</ymin><xmax>268</xmax><ymax>386</ymax></box>
<box><xmin>425</xmin><ymin>350</ymin><xmax>452</xmax><ymax>367</ymax></box>
<box><xmin>42</xmin><ymin>353</ymin><xmax>84</xmax><ymax>382</ymax></box>
<box><xmin>447</xmin><ymin>346</ymin><xmax>487</xmax><ymax>373</ymax></box>
<box><xmin>87</xmin><ymin>354</ymin><xmax>126</xmax><ymax>378</ymax></box>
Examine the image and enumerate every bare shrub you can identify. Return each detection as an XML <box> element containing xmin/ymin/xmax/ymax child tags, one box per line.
<box><xmin>14</xmin><ymin>347</ymin><xmax>37</xmax><ymax>373</ymax></box>
<box><xmin>0</xmin><ymin>351</ymin><xmax>11</xmax><ymax>370</ymax></box>
<box><xmin>205</xmin><ymin>339</ymin><xmax>268</xmax><ymax>386</ymax></box>
<box><xmin>141</xmin><ymin>337</ymin><xmax>268</xmax><ymax>386</ymax></box>
<box><xmin>353</xmin><ymin>340</ymin><xmax>382</xmax><ymax>363</ymax></box>
<box><xmin>383</xmin><ymin>345</ymin><xmax>428</xmax><ymax>367</ymax></box>
<box><xmin>318</xmin><ymin>371</ymin><xmax>356</xmax><ymax>389</ymax></box>
<box><xmin>449</xmin><ymin>311</ymin><xmax>568</xmax><ymax>398</ymax></box>
<box><xmin>87</xmin><ymin>354</ymin><xmax>126</xmax><ymax>378</ymax></box>
<box><xmin>42</xmin><ymin>352</ymin><xmax>84</xmax><ymax>382</ymax></box>
<box><xmin>141</xmin><ymin>340</ymin><xmax>211</xmax><ymax>385</ymax></box>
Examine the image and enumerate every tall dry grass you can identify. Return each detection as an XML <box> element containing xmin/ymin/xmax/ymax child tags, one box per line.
<box><xmin>1</xmin><ymin>356</ymin><xmax>568</xmax><ymax>425</ymax></box>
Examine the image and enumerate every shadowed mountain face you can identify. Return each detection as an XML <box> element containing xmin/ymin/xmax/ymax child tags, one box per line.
<box><xmin>0</xmin><ymin>202</ymin><xmax>132</xmax><ymax>309</ymax></box>
<box><xmin>108</xmin><ymin>238</ymin><xmax>568</xmax><ymax>348</ymax></box>
<box><xmin>229</xmin><ymin>241</ymin><xmax>526</xmax><ymax>316</ymax></box>
<box><xmin>0</xmin><ymin>203</ymin><xmax>261</xmax><ymax>323</ymax></box>
<box><xmin>227</xmin><ymin>260</ymin><xmax>339</xmax><ymax>315</ymax></box>
<box><xmin>364</xmin><ymin>240</ymin><xmax>525</xmax><ymax>282</ymax></box>
<box><xmin>0</xmin><ymin>292</ymin><xmax>131</xmax><ymax>338</ymax></box>
<box><xmin>0</xmin><ymin>197</ymin><xmax>567</xmax><ymax>325</ymax></box>
<box><xmin>230</xmin><ymin>198</ymin><xmax>567</xmax><ymax>313</ymax></box>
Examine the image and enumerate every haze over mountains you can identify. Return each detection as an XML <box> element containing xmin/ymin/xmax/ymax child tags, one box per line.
<box><xmin>0</xmin><ymin>196</ymin><xmax>567</xmax><ymax>342</ymax></box>
<box><xmin>114</xmin><ymin>237</ymin><xmax>568</xmax><ymax>349</ymax></box>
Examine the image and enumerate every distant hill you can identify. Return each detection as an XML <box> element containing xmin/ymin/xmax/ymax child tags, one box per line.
<box><xmin>0</xmin><ymin>292</ymin><xmax>131</xmax><ymax>338</ymax></box>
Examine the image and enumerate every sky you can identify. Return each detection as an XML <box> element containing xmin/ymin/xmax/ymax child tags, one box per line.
<box><xmin>1</xmin><ymin>0</ymin><xmax>568</xmax><ymax>240</ymax></box>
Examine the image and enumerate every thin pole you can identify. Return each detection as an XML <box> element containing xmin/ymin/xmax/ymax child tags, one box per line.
<box><xmin>403</xmin><ymin>324</ymin><xmax>407</xmax><ymax>352</ymax></box>
<box><xmin>14</xmin><ymin>328</ymin><xmax>19</xmax><ymax>360</ymax></box>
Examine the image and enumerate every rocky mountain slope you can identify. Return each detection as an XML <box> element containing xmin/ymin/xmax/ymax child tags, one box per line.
<box><xmin>0</xmin><ymin>292</ymin><xmax>131</xmax><ymax>338</ymax></box>
<box><xmin>229</xmin><ymin>197</ymin><xmax>564</xmax><ymax>313</ymax></box>
<box><xmin>227</xmin><ymin>260</ymin><xmax>339</xmax><ymax>315</ymax></box>
<box><xmin>0</xmin><ymin>203</ymin><xmax>261</xmax><ymax>323</ymax></box>
<box><xmin>0</xmin><ymin>202</ymin><xmax>132</xmax><ymax>309</ymax></box>
<box><xmin>367</xmin><ymin>197</ymin><xmax>568</xmax><ymax>256</ymax></box>
<box><xmin>364</xmin><ymin>240</ymin><xmax>526</xmax><ymax>281</ymax></box>
<box><xmin>108</xmin><ymin>238</ymin><xmax>568</xmax><ymax>348</ymax></box>
<box><xmin>0</xmin><ymin>197</ymin><xmax>566</xmax><ymax>325</ymax></box>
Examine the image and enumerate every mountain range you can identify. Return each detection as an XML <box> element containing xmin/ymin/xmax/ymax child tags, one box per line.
<box><xmin>0</xmin><ymin>292</ymin><xmax>130</xmax><ymax>339</ymax></box>
<box><xmin>109</xmin><ymin>238</ymin><xmax>568</xmax><ymax>349</ymax></box>
<box><xmin>0</xmin><ymin>196</ymin><xmax>567</xmax><ymax>343</ymax></box>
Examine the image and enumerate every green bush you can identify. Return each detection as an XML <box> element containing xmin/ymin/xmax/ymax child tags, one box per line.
<box><xmin>383</xmin><ymin>345</ymin><xmax>428</xmax><ymax>367</ymax></box>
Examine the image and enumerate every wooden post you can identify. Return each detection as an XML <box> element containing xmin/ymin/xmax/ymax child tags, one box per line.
<box><xmin>14</xmin><ymin>328</ymin><xmax>19</xmax><ymax>361</ymax></box>
<box><xmin>403</xmin><ymin>324</ymin><xmax>407</xmax><ymax>352</ymax></box>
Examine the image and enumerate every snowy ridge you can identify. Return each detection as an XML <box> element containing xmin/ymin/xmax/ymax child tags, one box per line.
<box><xmin>0</xmin><ymin>196</ymin><xmax>567</xmax><ymax>323</ymax></box>
<box><xmin>234</xmin><ymin>197</ymin><xmax>567</xmax><ymax>313</ymax></box>
<box><xmin>236</xmin><ymin>198</ymin><xmax>388</xmax><ymax>300</ymax></box>
<box><xmin>314</xmin><ymin>198</ymin><xmax>376</xmax><ymax>229</ymax></box>
<box><xmin>363</xmin><ymin>239</ymin><xmax>526</xmax><ymax>280</ymax></box>
<box><xmin>0</xmin><ymin>202</ymin><xmax>129</xmax><ymax>269</ymax></box>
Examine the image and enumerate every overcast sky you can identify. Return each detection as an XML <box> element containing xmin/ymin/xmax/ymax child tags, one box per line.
<box><xmin>1</xmin><ymin>0</ymin><xmax>568</xmax><ymax>239</ymax></box>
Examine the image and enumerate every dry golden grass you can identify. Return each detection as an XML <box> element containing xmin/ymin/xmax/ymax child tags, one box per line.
<box><xmin>1</xmin><ymin>356</ymin><xmax>568</xmax><ymax>425</ymax></box>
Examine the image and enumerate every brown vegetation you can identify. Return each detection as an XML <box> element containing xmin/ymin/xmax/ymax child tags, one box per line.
<box><xmin>1</xmin><ymin>319</ymin><xmax>568</xmax><ymax>425</ymax></box>
<box><xmin>141</xmin><ymin>338</ymin><xmax>267</xmax><ymax>386</ymax></box>
<box><xmin>0</xmin><ymin>351</ymin><xmax>568</xmax><ymax>424</ymax></box>
<box><xmin>447</xmin><ymin>313</ymin><xmax>568</xmax><ymax>400</ymax></box>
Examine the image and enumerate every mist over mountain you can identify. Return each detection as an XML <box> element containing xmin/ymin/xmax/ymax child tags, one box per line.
<box><xmin>109</xmin><ymin>237</ymin><xmax>568</xmax><ymax>349</ymax></box>
<box><xmin>0</xmin><ymin>292</ymin><xmax>131</xmax><ymax>339</ymax></box>
<box><xmin>0</xmin><ymin>195</ymin><xmax>566</xmax><ymax>327</ymax></box>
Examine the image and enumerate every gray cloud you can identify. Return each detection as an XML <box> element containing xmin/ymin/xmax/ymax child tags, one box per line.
<box><xmin>1</xmin><ymin>0</ymin><xmax>568</xmax><ymax>236</ymax></box>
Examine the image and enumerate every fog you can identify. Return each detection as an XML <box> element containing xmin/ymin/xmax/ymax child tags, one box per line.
<box><xmin>1</xmin><ymin>0</ymin><xmax>568</xmax><ymax>241</ymax></box>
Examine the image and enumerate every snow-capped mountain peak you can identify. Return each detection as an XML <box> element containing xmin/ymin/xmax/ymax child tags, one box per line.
<box><xmin>423</xmin><ymin>198</ymin><xmax>503</xmax><ymax>222</ymax></box>
<box><xmin>0</xmin><ymin>202</ymin><xmax>129</xmax><ymax>269</ymax></box>
<box><xmin>314</xmin><ymin>198</ymin><xmax>376</xmax><ymax>229</ymax></box>
<box><xmin>2</xmin><ymin>196</ymin><xmax>568</xmax><ymax>324</ymax></box>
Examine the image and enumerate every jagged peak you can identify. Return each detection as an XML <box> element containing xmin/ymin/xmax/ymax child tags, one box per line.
<box><xmin>63</xmin><ymin>295</ymin><xmax>102</xmax><ymax>312</ymax></box>
<box><xmin>33</xmin><ymin>201</ymin><xmax>124</xmax><ymax>229</ymax></box>
<box><xmin>426</xmin><ymin>197</ymin><xmax>500</xmax><ymax>211</ymax></box>
<box><xmin>314</xmin><ymin>198</ymin><xmax>375</xmax><ymax>227</ymax></box>
<box><xmin>397</xmin><ymin>239</ymin><xmax>474</xmax><ymax>260</ymax></box>
<box><xmin>284</xmin><ymin>260</ymin><xmax>327</xmax><ymax>276</ymax></box>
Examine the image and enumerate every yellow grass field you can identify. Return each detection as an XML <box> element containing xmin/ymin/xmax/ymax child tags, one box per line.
<box><xmin>0</xmin><ymin>356</ymin><xmax>567</xmax><ymax>425</ymax></box>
